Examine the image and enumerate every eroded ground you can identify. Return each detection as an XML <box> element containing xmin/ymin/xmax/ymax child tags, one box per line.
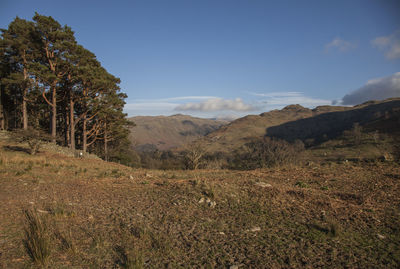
<box><xmin>0</xmin><ymin>146</ymin><xmax>399</xmax><ymax>268</ymax></box>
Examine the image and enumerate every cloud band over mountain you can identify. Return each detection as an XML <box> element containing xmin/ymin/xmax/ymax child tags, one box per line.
<box><xmin>175</xmin><ymin>98</ymin><xmax>257</xmax><ymax>112</ymax></box>
<box><xmin>341</xmin><ymin>72</ymin><xmax>400</xmax><ymax>105</ymax></box>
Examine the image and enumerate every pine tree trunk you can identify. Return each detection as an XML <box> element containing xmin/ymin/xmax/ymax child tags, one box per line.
<box><xmin>22</xmin><ymin>53</ymin><xmax>28</xmax><ymax>130</ymax></box>
<box><xmin>70</xmin><ymin>98</ymin><xmax>75</xmax><ymax>150</ymax></box>
<box><xmin>104</xmin><ymin>138</ymin><xmax>108</xmax><ymax>161</ymax></box>
<box><xmin>64</xmin><ymin>106</ymin><xmax>70</xmax><ymax>147</ymax></box>
<box><xmin>22</xmin><ymin>68</ymin><xmax>28</xmax><ymax>130</ymax></box>
<box><xmin>0</xmin><ymin>86</ymin><xmax>4</xmax><ymax>130</ymax></box>
<box><xmin>83</xmin><ymin>117</ymin><xmax>87</xmax><ymax>152</ymax></box>
<box><xmin>22</xmin><ymin>94</ymin><xmax>28</xmax><ymax>130</ymax></box>
<box><xmin>104</xmin><ymin>124</ymin><xmax>108</xmax><ymax>161</ymax></box>
<box><xmin>51</xmin><ymin>83</ymin><xmax>57</xmax><ymax>142</ymax></box>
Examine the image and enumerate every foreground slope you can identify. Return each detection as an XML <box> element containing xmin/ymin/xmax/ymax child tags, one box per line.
<box><xmin>0</xmin><ymin>136</ymin><xmax>399</xmax><ymax>268</ymax></box>
<box><xmin>128</xmin><ymin>114</ymin><xmax>227</xmax><ymax>151</ymax></box>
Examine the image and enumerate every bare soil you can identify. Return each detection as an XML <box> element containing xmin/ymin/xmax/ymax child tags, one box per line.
<box><xmin>0</xmin><ymin>141</ymin><xmax>399</xmax><ymax>268</ymax></box>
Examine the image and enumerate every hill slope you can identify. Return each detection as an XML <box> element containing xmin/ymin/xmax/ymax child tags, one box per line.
<box><xmin>0</xmin><ymin>135</ymin><xmax>399</xmax><ymax>268</ymax></box>
<box><xmin>202</xmin><ymin>104</ymin><xmax>350</xmax><ymax>152</ymax></box>
<box><xmin>201</xmin><ymin>98</ymin><xmax>400</xmax><ymax>153</ymax></box>
<box><xmin>267</xmin><ymin>98</ymin><xmax>400</xmax><ymax>142</ymax></box>
<box><xmin>128</xmin><ymin>114</ymin><xmax>227</xmax><ymax>151</ymax></box>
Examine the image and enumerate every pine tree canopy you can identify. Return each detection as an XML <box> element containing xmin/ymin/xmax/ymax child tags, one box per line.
<box><xmin>0</xmin><ymin>13</ymin><xmax>132</xmax><ymax>163</ymax></box>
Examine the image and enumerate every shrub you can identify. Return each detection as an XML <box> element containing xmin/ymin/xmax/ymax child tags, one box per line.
<box><xmin>343</xmin><ymin>123</ymin><xmax>363</xmax><ymax>146</ymax></box>
<box><xmin>231</xmin><ymin>137</ymin><xmax>303</xmax><ymax>169</ymax></box>
<box><xmin>14</xmin><ymin>128</ymin><xmax>52</xmax><ymax>155</ymax></box>
<box><xmin>183</xmin><ymin>142</ymin><xmax>207</xmax><ymax>170</ymax></box>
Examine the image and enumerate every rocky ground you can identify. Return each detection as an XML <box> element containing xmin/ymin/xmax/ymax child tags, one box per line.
<box><xmin>0</xmin><ymin>138</ymin><xmax>399</xmax><ymax>268</ymax></box>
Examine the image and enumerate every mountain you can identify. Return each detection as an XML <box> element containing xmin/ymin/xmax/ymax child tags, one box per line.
<box><xmin>266</xmin><ymin>98</ymin><xmax>400</xmax><ymax>142</ymax></box>
<box><xmin>128</xmin><ymin>114</ymin><xmax>228</xmax><ymax>151</ymax></box>
<box><xmin>201</xmin><ymin>98</ymin><xmax>400</xmax><ymax>153</ymax></box>
<box><xmin>201</xmin><ymin>104</ymin><xmax>350</xmax><ymax>152</ymax></box>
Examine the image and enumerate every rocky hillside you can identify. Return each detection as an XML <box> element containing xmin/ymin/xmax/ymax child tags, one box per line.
<box><xmin>267</xmin><ymin>98</ymin><xmax>400</xmax><ymax>143</ymax></box>
<box><xmin>201</xmin><ymin>104</ymin><xmax>350</xmax><ymax>152</ymax></box>
<box><xmin>128</xmin><ymin>114</ymin><xmax>228</xmax><ymax>151</ymax></box>
<box><xmin>201</xmin><ymin>98</ymin><xmax>400</xmax><ymax>153</ymax></box>
<box><xmin>1</xmin><ymin>134</ymin><xmax>399</xmax><ymax>268</ymax></box>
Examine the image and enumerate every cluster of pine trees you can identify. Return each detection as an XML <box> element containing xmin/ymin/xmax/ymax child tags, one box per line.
<box><xmin>0</xmin><ymin>13</ymin><xmax>133</xmax><ymax>163</ymax></box>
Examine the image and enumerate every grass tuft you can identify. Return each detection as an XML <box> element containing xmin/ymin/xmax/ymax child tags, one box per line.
<box><xmin>23</xmin><ymin>209</ymin><xmax>51</xmax><ymax>266</ymax></box>
<box><xmin>115</xmin><ymin>245</ymin><xmax>143</xmax><ymax>269</ymax></box>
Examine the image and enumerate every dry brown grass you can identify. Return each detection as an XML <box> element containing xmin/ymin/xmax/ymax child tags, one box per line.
<box><xmin>23</xmin><ymin>209</ymin><xmax>51</xmax><ymax>267</ymax></box>
<box><xmin>0</xmin><ymin>138</ymin><xmax>399</xmax><ymax>268</ymax></box>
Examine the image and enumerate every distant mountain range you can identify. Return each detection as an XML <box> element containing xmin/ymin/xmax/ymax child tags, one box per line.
<box><xmin>128</xmin><ymin>114</ymin><xmax>228</xmax><ymax>151</ymax></box>
<box><xmin>128</xmin><ymin>98</ymin><xmax>400</xmax><ymax>153</ymax></box>
<box><xmin>201</xmin><ymin>98</ymin><xmax>400</xmax><ymax>153</ymax></box>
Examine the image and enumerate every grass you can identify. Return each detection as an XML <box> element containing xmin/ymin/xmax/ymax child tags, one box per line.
<box><xmin>23</xmin><ymin>209</ymin><xmax>51</xmax><ymax>267</ymax></box>
<box><xmin>0</xmin><ymin>138</ymin><xmax>399</xmax><ymax>268</ymax></box>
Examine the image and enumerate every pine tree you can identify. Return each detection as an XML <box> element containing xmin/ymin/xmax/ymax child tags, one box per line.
<box><xmin>0</xmin><ymin>13</ymin><xmax>133</xmax><ymax>163</ymax></box>
<box><xmin>31</xmin><ymin>13</ymin><xmax>76</xmax><ymax>142</ymax></box>
<box><xmin>1</xmin><ymin>17</ymin><xmax>38</xmax><ymax>129</ymax></box>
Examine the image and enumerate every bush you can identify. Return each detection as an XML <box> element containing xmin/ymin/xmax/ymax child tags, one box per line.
<box><xmin>183</xmin><ymin>142</ymin><xmax>207</xmax><ymax>170</ymax></box>
<box><xmin>14</xmin><ymin>128</ymin><xmax>52</xmax><ymax>155</ymax></box>
<box><xmin>231</xmin><ymin>137</ymin><xmax>303</xmax><ymax>169</ymax></box>
<box><xmin>343</xmin><ymin>123</ymin><xmax>363</xmax><ymax>146</ymax></box>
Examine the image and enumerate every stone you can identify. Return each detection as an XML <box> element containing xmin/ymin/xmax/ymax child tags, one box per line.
<box><xmin>209</xmin><ymin>201</ymin><xmax>217</xmax><ymax>208</ymax></box>
<box><xmin>377</xmin><ymin>234</ymin><xmax>386</xmax><ymax>239</ymax></box>
<box><xmin>250</xmin><ymin>227</ymin><xmax>261</xmax><ymax>232</ymax></box>
<box><xmin>37</xmin><ymin>209</ymin><xmax>49</xmax><ymax>214</ymax></box>
<box><xmin>255</xmin><ymin>182</ymin><xmax>272</xmax><ymax>188</ymax></box>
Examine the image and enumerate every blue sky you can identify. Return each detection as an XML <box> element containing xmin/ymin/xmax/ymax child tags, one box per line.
<box><xmin>1</xmin><ymin>0</ymin><xmax>400</xmax><ymax>119</ymax></box>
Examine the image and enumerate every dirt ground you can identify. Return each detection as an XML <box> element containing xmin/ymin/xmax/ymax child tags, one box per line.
<box><xmin>0</xmin><ymin>143</ymin><xmax>399</xmax><ymax>268</ymax></box>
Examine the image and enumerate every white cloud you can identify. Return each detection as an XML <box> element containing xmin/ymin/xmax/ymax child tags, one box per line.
<box><xmin>341</xmin><ymin>72</ymin><xmax>400</xmax><ymax>105</ymax></box>
<box><xmin>124</xmin><ymin>102</ymin><xmax>178</xmax><ymax>110</ymax></box>
<box><xmin>136</xmin><ymin>96</ymin><xmax>218</xmax><ymax>102</ymax></box>
<box><xmin>325</xmin><ymin>37</ymin><xmax>356</xmax><ymax>52</ymax></box>
<box><xmin>249</xmin><ymin>92</ymin><xmax>332</xmax><ymax>108</ymax></box>
<box><xmin>124</xmin><ymin>96</ymin><xmax>220</xmax><ymax>116</ymax></box>
<box><xmin>372</xmin><ymin>30</ymin><xmax>400</xmax><ymax>60</ymax></box>
<box><xmin>124</xmin><ymin>102</ymin><xmax>178</xmax><ymax>117</ymax></box>
<box><xmin>175</xmin><ymin>98</ymin><xmax>257</xmax><ymax>112</ymax></box>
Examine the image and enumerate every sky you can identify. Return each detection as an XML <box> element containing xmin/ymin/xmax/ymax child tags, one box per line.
<box><xmin>1</xmin><ymin>0</ymin><xmax>400</xmax><ymax>119</ymax></box>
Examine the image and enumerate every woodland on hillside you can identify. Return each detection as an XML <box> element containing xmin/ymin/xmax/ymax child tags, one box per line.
<box><xmin>1</xmin><ymin>14</ymin><xmax>399</xmax><ymax>170</ymax></box>
<box><xmin>0</xmin><ymin>13</ymin><xmax>134</xmax><ymax>163</ymax></box>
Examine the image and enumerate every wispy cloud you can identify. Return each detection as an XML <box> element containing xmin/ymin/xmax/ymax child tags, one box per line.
<box><xmin>125</xmin><ymin>92</ymin><xmax>334</xmax><ymax>118</ymax></box>
<box><xmin>124</xmin><ymin>102</ymin><xmax>179</xmax><ymax>117</ymax></box>
<box><xmin>135</xmin><ymin>96</ymin><xmax>218</xmax><ymax>102</ymax></box>
<box><xmin>325</xmin><ymin>37</ymin><xmax>357</xmax><ymax>52</ymax></box>
<box><xmin>371</xmin><ymin>30</ymin><xmax>400</xmax><ymax>60</ymax></box>
<box><xmin>124</xmin><ymin>95</ymin><xmax>256</xmax><ymax>117</ymax></box>
<box><xmin>124</xmin><ymin>102</ymin><xmax>178</xmax><ymax>110</ymax></box>
<box><xmin>175</xmin><ymin>98</ymin><xmax>258</xmax><ymax>112</ymax></box>
<box><xmin>341</xmin><ymin>72</ymin><xmax>400</xmax><ymax>105</ymax></box>
<box><xmin>248</xmin><ymin>91</ymin><xmax>332</xmax><ymax>107</ymax></box>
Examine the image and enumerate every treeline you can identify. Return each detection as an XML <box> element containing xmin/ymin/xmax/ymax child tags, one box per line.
<box><xmin>134</xmin><ymin>137</ymin><xmax>306</xmax><ymax>170</ymax></box>
<box><xmin>0</xmin><ymin>13</ymin><xmax>133</xmax><ymax>163</ymax></box>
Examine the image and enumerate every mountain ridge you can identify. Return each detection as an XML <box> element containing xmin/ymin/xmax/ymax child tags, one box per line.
<box><xmin>200</xmin><ymin>98</ymin><xmax>400</xmax><ymax>153</ymax></box>
<box><xmin>128</xmin><ymin>114</ymin><xmax>228</xmax><ymax>151</ymax></box>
